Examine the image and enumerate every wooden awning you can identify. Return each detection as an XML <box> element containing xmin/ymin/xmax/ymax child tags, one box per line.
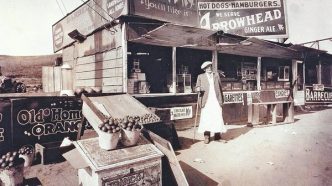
<box><xmin>217</xmin><ymin>37</ymin><xmax>301</xmax><ymax>59</ymax></box>
<box><xmin>127</xmin><ymin>22</ymin><xmax>301</xmax><ymax>59</ymax></box>
<box><xmin>127</xmin><ymin>23</ymin><xmax>217</xmax><ymax>50</ymax></box>
<box><xmin>289</xmin><ymin>45</ymin><xmax>327</xmax><ymax>59</ymax></box>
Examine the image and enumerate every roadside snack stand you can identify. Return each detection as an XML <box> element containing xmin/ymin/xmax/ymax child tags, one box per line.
<box><xmin>49</xmin><ymin>0</ymin><xmax>303</xmax><ymax>128</ymax></box>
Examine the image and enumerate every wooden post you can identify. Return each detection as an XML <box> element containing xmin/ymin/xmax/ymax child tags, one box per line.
<box><xmin>318</xmin><ymin>60</ymin><xmax>322</xmax><ymax>84</ymax></box>
<box><xmin>271</xmin><ymin>104</ymin><xmax>277</xmax><ymax>124</ymax></box>
<box><xmin>292</xmin><ymin>60</ymin><xmax>298</xmax><ymax>101</ymax></box>
<box><xmin>212</xmin><ymin>50</ymin><xmax>218</xmax><ymax>72</ymax></box>
<box><xmin>252</xmin><ymin>104</ymin><xmax>260</xmax><ymax>125</ymax></box>
<box><xmin>122</xmin><ymin>23</ymin><xmax>128</xmax><ymax>93</ymax></box>
<box><xmin>172</xmin><ymin>47</ymin><xmax>177</xmax><ymax>94</ymax></box>
<box><xmin>257</xmin><ymin>57</ymin><xmax>261</xmax><ymax>90</ymax></box>
<box><xmin>247</xmin><ymin>105</ymin><xmax>253</xmax><ymax>124</ymax></box>
<box><xmin>284</xmin><ymin>102</ymin><xmax>294</xmax><ymax>123</ymax></box>
<box><xmin>303</xmin><ymin>62</ymin><xmax>306</xmax><ymax>89</ymax></box>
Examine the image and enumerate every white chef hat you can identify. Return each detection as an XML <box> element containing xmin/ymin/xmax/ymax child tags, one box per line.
<box><xmin>201</xmin><ymin>61</ymin><xmax>212</xmax><ymax>70</ymax></box>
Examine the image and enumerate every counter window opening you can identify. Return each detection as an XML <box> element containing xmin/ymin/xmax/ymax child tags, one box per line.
<box><xmin>127</xmin><ymin>43</ymin><xmax>172</xmax><ymax>94</ymax></box>
<box><xmin>217</xmin><ymin>54</ymin><xmax>257</xmax><ymax>91</ymax></box>
<box><xmin>278</xmin><ymin>66</ymin><xmax>290</xmax><ymax>81</ymax></box>
<box><xmin>127</xmin><ymin>43</ymin><xmax>211</xmax><ymax>94</ymax></box>
<box><xmin>261</xmin><ymin>58</ymin><xmax>292</xmax><ymax>90</ymax></box>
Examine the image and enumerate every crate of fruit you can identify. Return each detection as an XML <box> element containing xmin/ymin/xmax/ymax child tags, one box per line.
<box><xmin>0</xmin><ymin>151</ymin><xmax>25</xmax><ymax>185</ymax></box>
<box><xmin>81</xmin><ymin>94</ymin><xmax>160</xmax><ymax>150</ymax></box>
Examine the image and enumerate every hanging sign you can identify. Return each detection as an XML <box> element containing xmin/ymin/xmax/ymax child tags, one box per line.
<box><xmin>313</xmin><ymin>84</ymin><xmax>324</xmax><ymax>91</ymax></box>
<box><xmin>198</xmin><ymin>0</ymin><xmax>288</xmax><ymax>38</ymax></box>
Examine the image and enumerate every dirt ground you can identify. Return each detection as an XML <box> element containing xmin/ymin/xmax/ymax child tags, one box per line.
<box><xmin>22</xmin><ymin>106</ymin><xmax>332</xmax><ymax>186</ymax></box>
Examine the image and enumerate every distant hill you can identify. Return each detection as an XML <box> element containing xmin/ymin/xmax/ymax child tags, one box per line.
<box><xmin>0</xmin><ymin>54</ymin><xmax>60</xmax><ymax>77</ymax></box>
<box><xmin>0</xmin><ymin>54</ymin><xmax>61</xmax><ymax>91</ymax></box>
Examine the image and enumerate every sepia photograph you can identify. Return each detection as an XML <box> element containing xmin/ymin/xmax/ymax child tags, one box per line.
<box><xmin>1</xmin><ymin>0</ymin><xmax>332</xmax><ymax>185</ymax></box>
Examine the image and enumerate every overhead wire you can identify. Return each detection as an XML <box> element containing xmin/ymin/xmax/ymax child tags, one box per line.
<box><xmin>55</xmin><ymin>0</ymin><xmax>65</xmax><ymax>16</ymax></box>
<box><xmin>59</xmin><ymin>0</ymin><xmax>68</xmax><ymax>14</ymax></box>
<box><xmin>78</xmin><ymin>0</ymin><xmax>117</xmax><ymax>32</ymax></box>
<box><xmin>91</xmin><ymin>0</ymin><xmax>114</xmax><ymax>20</ymax></box>
<box><xmin>79</xmin><ymin>0</ymin><xmax>111</xmax><ymax>22</ymax></box>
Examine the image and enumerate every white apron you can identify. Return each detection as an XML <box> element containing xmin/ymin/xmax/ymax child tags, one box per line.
<box><xmin>198</xmin><ymin>73</ymin><xmax>227</xmax><ymax>134</ymax></box>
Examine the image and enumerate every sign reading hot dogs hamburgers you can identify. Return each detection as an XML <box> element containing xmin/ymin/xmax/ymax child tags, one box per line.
<box><xmin>198</xmin><ymin>0</ymin><xmax>288</xmax><ymax>38</ymax></box>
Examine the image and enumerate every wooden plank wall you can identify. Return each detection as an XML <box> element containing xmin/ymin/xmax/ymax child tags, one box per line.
<box><xmin>70</xmin><ymin>25</ymin><xmax>124</xmax><ymax>93</ymax></box>
<box><xmin>42</xmin><ymin>66</ymin><xmax>62</xmax><ymax>92</ymax></box>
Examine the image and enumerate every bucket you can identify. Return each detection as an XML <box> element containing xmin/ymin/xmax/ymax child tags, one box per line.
<box><xmin>98</xmin><ymin>132</ymin><xmax>120</xmax><ymax>150</ymax></box>
<box><xmin>19</xmin><ymin>153</ymin><xmax>34</xmax><ymax>167</ymax></box>
<box><xmin>120</xmin><ymin>129</ymin><xmax>142</xmax><ymax>147</ymax></box>
<box><xmin>0</xmin><ymin>161</ymin><xmax>24</xmax><ymax>186</ymax></box>
<box><xmin>18</xmin><ymin>145</ymin><xmax>35</xmax><ymax>167</ymax></box>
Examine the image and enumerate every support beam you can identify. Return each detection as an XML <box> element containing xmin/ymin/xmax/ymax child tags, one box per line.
<box><xmin>318</xmin><ymin>60</ymin><xmax>322</xmax><ymax>84</ymax></box>
<box><xmin>172</xmin><ymin>47</ymin><xmax>177</xmax><ymax>94</ymax></box>
<box><xmin>122</xmin><ymin>23</ymin><xmax>128</xmax><ymax>93</ymax></box>
<box><xmin>292</xmin><ymin>60</ymin><xmax>298</xmax><ymax>96</ymax></box>
<box><xmin>212</xmin><ymin>50</ymin><xmax>218</xmax><ymax>72</ymax></box>
<box><xmin>257</xmin><ymin>57</ymin><xmax>261</xmax><ymax>90</ymax></box>
<box><xmin>303</xmin><ymin>62</ymin><xmax>306</xmax><ymax>89</ymax></box>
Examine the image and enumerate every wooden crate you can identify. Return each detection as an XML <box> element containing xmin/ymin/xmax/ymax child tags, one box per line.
<box><xmin>74</xmin><ymin>137</ymin><xmax>163</xmax><ymax>186</ymax></box>
<box><xmin>42</xmin><ymin>66</ymin><xmax>62</xmax><ymax>92</ymax></box>
<box><xmin>82</xmin><ymin>94</ymin><xmax>161</xmax><ymax>133</ymax></box>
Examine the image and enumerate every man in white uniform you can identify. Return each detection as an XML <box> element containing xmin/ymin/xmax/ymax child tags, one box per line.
<box><xmin>195</xmin><ymin>61</ymin><xmax>227</xmax><ymax>144</ymax></box>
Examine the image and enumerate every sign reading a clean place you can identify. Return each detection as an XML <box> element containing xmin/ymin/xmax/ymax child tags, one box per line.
<box><xmin>170</xmin><ymin>106</ymin><xmax>193</xmax><ymax>120</ymax></box>
<box><xmin>198</xmin><ymin>0</ymin><xmax>288</xmax><ymax>38</ymax></box>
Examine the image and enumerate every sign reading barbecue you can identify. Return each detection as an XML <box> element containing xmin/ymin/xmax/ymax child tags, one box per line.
<box><xmin>198</xmin><ymin>0</ymin><xmax>288</xmax><ymax>38</ymax></box>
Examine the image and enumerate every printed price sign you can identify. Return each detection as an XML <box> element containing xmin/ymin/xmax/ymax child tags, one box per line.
<box><xmin>170</xmin><ymin>106</ymin><xmax>193</xmax><ymax>120</ymax></box>
<box><xmin>224</xmin><ymin>93</ymin><xmax>244</xmax><ymax>104</ymax></box>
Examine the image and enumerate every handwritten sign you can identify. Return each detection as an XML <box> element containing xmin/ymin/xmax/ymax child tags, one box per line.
<box><xmin>131</xmin><ymin>0</ymin><xmax>199</xmax><ymax>27</ymax></box>
<box><xmin>198</xmin><ymin>0</ymin><xmax>288</xmax><ymax>38</ymax></box>
<box><xmin>313</xmin><ymin>84</ymin><xmax>324</xmax><ymax>91</ymax></box>
<box><xmin>0</xmin><ymin>101</ymin><xmax>11</xmax><ymax>155</ymax></box>
<box><xmin>11</xmin><ymin>97</ymin><xmax>89</xmax><ymax>147</ymax></box>
<box><xmin>170</xmin><ymin>106</ymin><xmax>193</xmax><ymax>120</ymax></box>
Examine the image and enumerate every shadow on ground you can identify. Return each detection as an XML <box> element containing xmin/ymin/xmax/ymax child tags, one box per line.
<box><xmin>178</xmin><ymin>126</ymin><xmax>252</xmax><ymax>150</ymax></box>
<box><xmin>221</xmin><ymin>126</ymin><xmax>252</xmax><ymax>141</ymax></box>
<box><xmin>23</xmin><ymin>177</ymin><xmax>42</xmax><ymax>186</ymax></box>
<box><xmin>179</xmin><ymin>161</ymin><xmax>219</xmax><ymax>186</ymax></box>
<box><xmin>177</xmin><ymin>136</ymin><xmax>201</xmax><ymax>150</ymax></box>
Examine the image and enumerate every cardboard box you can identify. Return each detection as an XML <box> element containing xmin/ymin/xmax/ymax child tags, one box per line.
<box><xmin>129</xmin><ymin>73</ymin><xmax>146</xmax><ymax>81</ymax></box>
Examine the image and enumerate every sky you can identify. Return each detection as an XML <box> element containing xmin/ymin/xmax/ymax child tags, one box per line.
<box><xmin>0</xmin><ymin>0</ymin><xmax>332</xmax><ymax>56</ymax></box>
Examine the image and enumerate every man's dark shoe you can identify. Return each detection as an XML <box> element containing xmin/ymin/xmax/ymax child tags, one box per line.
<box><xmin>204</xmin><ymin>135</ymin><xmax>210</xmax><ymax>144</ymax></box>
<box><xmin>214</xmin><ymin>133</ymin><xmax>221</xmax><ymax>141</ymax></box>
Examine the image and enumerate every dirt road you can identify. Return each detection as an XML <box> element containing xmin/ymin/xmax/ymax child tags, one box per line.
<box><xmin>176</xmin><ymin>106</ymin><xmax>332</xmax><ymax>186</ymax></box>
<box><xmin>22</xmin><ymin>106</ymin><xmax>332</xmax><ymax>186</ymax></box>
